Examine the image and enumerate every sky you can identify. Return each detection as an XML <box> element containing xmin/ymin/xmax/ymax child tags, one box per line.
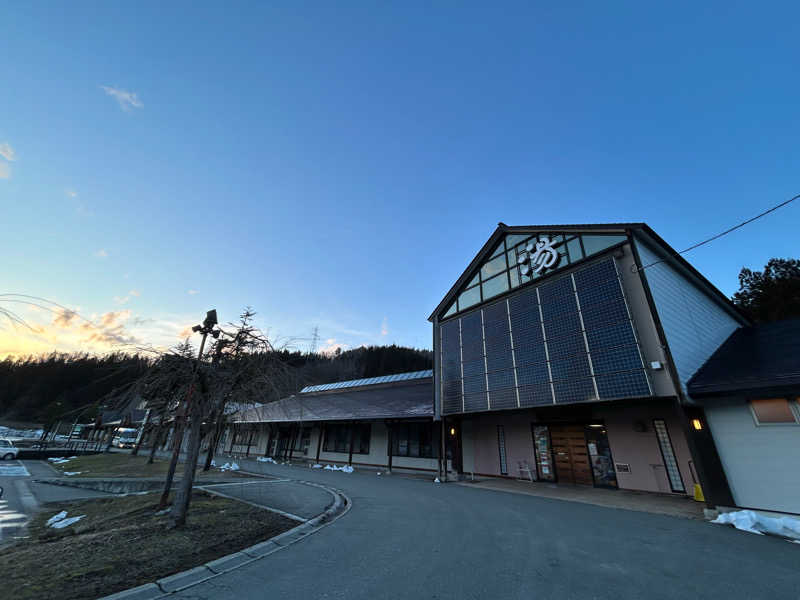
<box><xmin>2</xmin><ymin>2</ymin><xmax>799</xmax><ymax>358</ymax></box>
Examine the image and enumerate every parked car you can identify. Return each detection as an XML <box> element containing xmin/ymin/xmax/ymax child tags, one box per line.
<box><xmin>0</xmin><ymin>439</ymin><xmax>20</xmax><ymax>460</ymax></box>
<box><xmin>112</xmin><ymin>428</ymin><xmax>138</xmax><ymax>449</ymax></box>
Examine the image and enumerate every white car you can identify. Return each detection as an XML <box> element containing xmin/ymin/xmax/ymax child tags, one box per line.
<box><xmin>0</xmin><ymin>439</ymin><xmax>20</xmax><ymax>460</ymax></box>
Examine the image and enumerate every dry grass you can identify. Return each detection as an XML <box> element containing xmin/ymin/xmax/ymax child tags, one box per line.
<box><xmin>49</xmin><ymin>452</ymin><xmax>246</xmax><ymax>479</ymax></box>
<box><xmin>0</xmin><ymin>491</ymin><xmax>296</xmax><ymax>600</ymax></box>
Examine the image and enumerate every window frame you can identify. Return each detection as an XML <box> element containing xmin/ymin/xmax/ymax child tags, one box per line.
<box><xmin>323</xmin><ymin>423</ymin><xmax>371</xmax><ymax>454</ymax></box>
<box><xmin>749</xmin><ymin>397</ymin><xmax>800</xmax><ymax>426</ymax></box>
<box><xmin>391</xmin><ymin>422</ymin><xmax>437</xmax><ymax>459</ymax></box>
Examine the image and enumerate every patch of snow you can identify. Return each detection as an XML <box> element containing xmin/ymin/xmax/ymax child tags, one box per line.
<box><xmin>154</xmin><ymin>508</ymin><xmax>170</xmax><ymax>516</ymax></box>
<box><xmin>48</xmin><ymin>457</ymin><xmax>72</xmax><ymax>464</ymax></box>
<box><xmin>51</xmin><ymin>515</ymin><xmax>85</xmax><ymax>529</ymax></box>
<box><xmin>218</xmin><ymin>462</ymin><xmax>240</xmax><ymax>472</ymax></box>
<box><xmin>712</xmin><ymin>510</ymin><xmax>800</xmax><ymax>540</ymax></box>
<box><xmin>433</xmin><ymin>477</ymin><xmax>441</xmax><ymax>483</ymax></box>
<box><xmin>47</xmin><ymin>511</ymin><xmax>68</xmax><ymax>526</ymax></box>
<box><xmin>377</xmin><ymin>472</ymin><xmax>381</xmax><ymax>476</ymax></box>
<box><xmin>63</xmin><ymin>471</ymin><xmax>84</xmax><ymax>476</ymax></box>
<box><xmin>257</xmin><ymin>457</ymin><xmax>277</xmax><ymax>464</ymax></box>
<box><xmin>323</xmin><ymin>464</ymin><xmax>354</xmax><ymax>473</ymax></box>
<box><xmin>311</xmin><ymin>464</ymin><xmax>323</xmax><ymax>469</ymax></box>
<box><xmin>210</xmin><ymin>460</ymin><xmax>216</xmax><ymax>467</ymax></box>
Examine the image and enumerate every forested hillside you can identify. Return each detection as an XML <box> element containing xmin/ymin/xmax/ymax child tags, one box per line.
<box><xmin>0</xmin><ymin>344</ymin><xmax>432</xmax><ymax>425</ymax></box>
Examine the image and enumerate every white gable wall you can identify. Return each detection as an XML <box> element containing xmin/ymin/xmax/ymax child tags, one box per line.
<box><xmin>634</xmin><ymin>237</ymin><xmax>743</xmax><ymax>392</ymax></box>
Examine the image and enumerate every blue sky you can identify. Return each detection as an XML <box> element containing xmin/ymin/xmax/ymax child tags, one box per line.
<box><xmin>2</xmin><ymin>2</ymin><xmax>799</xmax><ymax>357</ymax></box>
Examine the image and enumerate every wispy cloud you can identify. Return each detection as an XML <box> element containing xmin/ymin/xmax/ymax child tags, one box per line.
<box><xmin>0</xmin><ymin>142</ymin><xmax>16</xmax><ymax>162</ymax></box>
<box><xmin>113</xmin><ymin>290</ymin><xmax>140</xmax><ymax>305</ymax></box>
<box><xmin>381</xmin><ymin>317</ymin><xmax>389</xmax><ymax>337</ymax></box>
<box><xmin>94</xmin><ymin>249</ymin><xmax>108</xmax><ymax>258</ymax></box>
<box><xmin>187</xmin><ymin>289</ymin><xmax>199</xmax><ymax>295</ymax></box>
<box><xmin>101</xmin><ymin>85</ymin><xmax>143</xmax><ymax>111</ymax></box>
<box><xmin>66</xmin><ymin>189</ymin><xmax>78</xmax><ymax>198</ymax></box>
<box><xmin>53</xmin><ymin>308</ymin><xmax>80</xmax><ymax>329</ymax></box>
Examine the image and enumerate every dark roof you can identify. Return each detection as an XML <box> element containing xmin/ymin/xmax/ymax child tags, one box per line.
<box><xmin>300</xmin><ymin>370</ymin><xmax>433</xmax><ymax>393</ymax></box>
<box><xmin>234</xmin><ymin>379</ymin><xmax>433</xmax><ymax>423</ymax></box>
<box><xmin>428</xmin><ymin>222</ymin><xmax>746</xmax><ymax>324</ymax></box>
<box><xmin>688</xmin><ymin>319</ymin><xmax>800</xmax><ymax>397</ymax></box>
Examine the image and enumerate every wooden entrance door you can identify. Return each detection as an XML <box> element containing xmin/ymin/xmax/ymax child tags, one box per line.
<box><xmin>549</xmin><ymin>424</ymin><xmax>592</xmax><ymax>485</ymax></box>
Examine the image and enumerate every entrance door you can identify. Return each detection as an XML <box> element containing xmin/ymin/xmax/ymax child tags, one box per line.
<box><xmin>549</xmin><ymin>424</ymin><xmax>593</xmax><ymax>485</ymax></box>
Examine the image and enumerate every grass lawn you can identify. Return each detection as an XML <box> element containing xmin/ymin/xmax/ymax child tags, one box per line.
<box><xmin>0</xmin><ymin>491</ymin><xmax>296</xmax><ymax>600</ymax></box>
<box><xmin>49</xmin><ymin>452</ymin><xmax>246</xmax><ymax>479</ymax></box>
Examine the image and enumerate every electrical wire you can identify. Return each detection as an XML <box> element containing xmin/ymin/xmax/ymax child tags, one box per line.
<box><xmin>636</xmin><ymin>192</ymin><xmax>800</xmax><ymax>271</ymax></box>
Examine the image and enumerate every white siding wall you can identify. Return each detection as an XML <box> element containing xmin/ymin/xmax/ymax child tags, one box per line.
<box><xmin>705</xmin><ymin>398</ymin><xmax>800</xmax><ymax>514</ymax></box>
<box><xmin>229</xmin><ymin>422</ymin><xmax>439</xmax><ymax>472</ymax></box>
<box><xmin>635</xmin><ymin>239</ymin><xmax>741</xmax><ymax>390</ymax></box>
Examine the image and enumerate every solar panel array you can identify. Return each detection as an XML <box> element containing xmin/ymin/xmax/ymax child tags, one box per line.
<box><xmin>440</xmin><ymin>258</ymin><xmax>651</xmax><ymax>415</ymax></box>
<box><xmin>300</xmin><ymin>369</ymin><xmax>433</xmax><ymax>394</ymax></box>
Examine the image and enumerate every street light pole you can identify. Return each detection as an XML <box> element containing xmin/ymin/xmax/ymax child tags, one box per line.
<box><xmin>159</xmin><ymin>310</ymin><xmax>220</xmax><ymax>511</ymax></box>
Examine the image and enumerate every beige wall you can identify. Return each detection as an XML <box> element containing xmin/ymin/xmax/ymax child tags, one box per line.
<box><xmin>616</xmin><ymin>243</ymin><xmax>678</xmax><ymax>398</ymax></box>
<box><xmin>599</xmin><ymin>400</ymin><xmax>694</xmax><ymax>494</ymax></box>
<box><xmin>460</xmin><ymin>399</ymin><xmax>694</xmax><ymax>495</ymax></box>
<box><xmin>229</xmin><ymin>421</ymin><xmax>439</xmax><ymax>472</ymax></box>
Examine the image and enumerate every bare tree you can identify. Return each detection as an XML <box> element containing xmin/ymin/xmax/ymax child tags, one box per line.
<box><xmin>169</xmin><ymin>308</ymin><xmax>294</xmax><ymax>528</ymax></box>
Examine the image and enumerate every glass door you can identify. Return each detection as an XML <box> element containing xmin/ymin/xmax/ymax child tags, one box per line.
<box><xmin>584</xmin><ymin>425</ymin><xmax>618</xmax><ymax>488</ymax></box>
<box><xmin>531</xmin><ymin>425</ymin><xmax>555</xmax><ymax>482</ymax></box>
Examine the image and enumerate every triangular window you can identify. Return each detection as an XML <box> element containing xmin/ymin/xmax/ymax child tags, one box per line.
<box><xmin>440</xmin><ymin>232</ymin><xmax>626</xmax><ymax>319</ymax></box>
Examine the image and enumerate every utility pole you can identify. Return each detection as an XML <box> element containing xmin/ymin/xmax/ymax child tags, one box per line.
<box><xmin>310</xmin><ymin>326</ymin><xmax>319</xmax><ymax>355</ymax></box>
<box><xmin>169</xmin><ymin>310</ymin><xmax>222</xmax><ymax>527</ymax></box>
<box><xmin>159</xmin><ymin>310</ymin><xmax>220</xmax><ymax>510</ymax></box>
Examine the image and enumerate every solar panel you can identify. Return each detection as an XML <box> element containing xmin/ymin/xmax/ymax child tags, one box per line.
<box><xmin>439</xmin><ymin>255</ymin><xmax>654</xmax><ymax>415</ymax></box>
<box><xmin>300</xmin><ymin>369</ymin><xmax>434</xmax><ymax>394</ymax></box>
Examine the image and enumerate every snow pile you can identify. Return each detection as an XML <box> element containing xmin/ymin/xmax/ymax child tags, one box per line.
<box><xmin>257</xmin><ymin>457</ymin><xmax>277</xmax><ymax>464</ymax></box>
<box><xmin>210</xmin><ymin>460</ymin><xmax>216</xmax><ymax>467</ymax></box>
<box><xmin>63</xmin><ymin>471</ymin><xmax>84</xmax><ymax>476</ymax></box>
<box><xmin>48</xmin><ymin>457</ymin><xmax>73</xmax><ymax>464</ymax></box>
<box><xmin>47</xmin><ymin>511</ymin><xmax>85</xmax><ymax>529</ymax></box>
<box><xmin>323</xmin><ymin>464</ymin><xmax>354</xmax><ymax>473</ymax></box>
<box><xmin>712</xmin><ymin>510</ymin><xmax>800</xmax><ymax>540</ymax></box>
<box><xmin>311</xmin><ymin>464</ymin><xmax>323</xmax><ymax>469</ymax></box>
<box><xmin>218</xmin><ymin>462</ymin><xmax>240</xmax><ymax>472</ymax></box>
<box><xmin>46</xmin><ymin>511</ymin><xmax>68</xmax><ymax>526</ymax></box>
<box><xmin>433</xmin><ymin>477</ymin><xmax>441</xmax><ymax>483</ymax></box>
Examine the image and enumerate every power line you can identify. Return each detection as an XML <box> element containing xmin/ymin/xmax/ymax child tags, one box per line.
<box><xmin>637</xmin><ymin>192</ymin><xmax>800</xmax><ymax>271</ymax></box>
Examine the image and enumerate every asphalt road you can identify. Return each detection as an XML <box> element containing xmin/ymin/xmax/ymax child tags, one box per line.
<box><xmin>172</xmin><ymin>459</ymin><xmax>800</xmax><ymax>600</ymax></box>
<box><xmin>0</xmin><ymin>459</ymin><xmax>111</xmax><ymax>546</ymax></box>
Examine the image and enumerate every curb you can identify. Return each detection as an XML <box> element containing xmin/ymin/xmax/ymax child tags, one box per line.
<box><xmin>97</xmin><ymin>476</ymin><xmax>351</xmax><ymax>599</ymax></box>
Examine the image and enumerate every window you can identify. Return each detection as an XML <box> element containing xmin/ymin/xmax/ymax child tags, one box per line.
<box><xmin>482</xmin><ymin>272</ymin><xmax>509</xmax><ymax>300</ymax></box>
<box><xmin>392</xmin><ymin>422</ymin><xmax>437</xmax><ymax>458</ymax></box>
<box><xmin>323</xmin><ymin>424</ymin><xmax>371</xmax><ymax>454</ymax></box>
<box><xmin>653</xmin><ymin>419</ymin><xmax>685</xmax><ymax>493</ymax></box>
<box><xmin>292</xmin><ymin>427</ymin><xmax>312</xmax><ymax>452</ymax></box>
<box><xmin>750</xmin><ymin>398</ymin><xmax>799</xmax><ymax>425</ymax></box>
<box><xmin>481</xmin><ymin>254</ymin><xmax>507</xmax><ymax>280</ymax></box>
<box><xmin>497</xmin><ymin>425</ymin><xmax>508</xmax><ymax>475</ymax></box>
<box><xmin>458</xmin><ymin>286</ymin><xmax>481</xmax><ymax>311</ymax></box>
<box><xmin>0</xmin><ymin>440</ymin><xmax>10</xmax><ymax>448</ymax></box>
<box><xmin>232</xmin><ymin>428</ymin><xmax>253</xmax><ymax>446</ymax></box>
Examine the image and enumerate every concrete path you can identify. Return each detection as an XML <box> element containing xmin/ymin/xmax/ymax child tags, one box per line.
<box><xmin>0</xmin><ymin>460</ymin><xmax>112</xmax><ymax>545</ymax></box>
<box><xmin>162</xmin><ymin>455</ymin><xmax>799</xmax><ymax>600</ymax></box>
<box><xmin>198</xmin><ymin>479</ymin><xmax>333</xmax><ymax>522</ymax></box>
<box><xmin>458</xmin><ymin>477</ymin><xmax>706</xmax><ymax>519</ymax></box>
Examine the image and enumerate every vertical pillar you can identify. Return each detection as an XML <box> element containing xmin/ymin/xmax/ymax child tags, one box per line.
<box><xmin>288</xmin><ymin>425</ymin><xmax>296</xmax><ymax>461</ymax></box>
<box><xmin>386</xmin><ymin>421</ymin><xmax>394</xmax><ymax>474</ymax></box>
<box><xmin>441</xmin><ymin>418</ymin><xmax>448</xmax><ymax>482</ymax></box>
<box><xmin>315</xmin><ymin>424</ymin><xmax>324</xmax><ymax>464</ymax></box>
<box><xmin>245</xmin><ymin>427</ymin><xmax>254</xmax><ymax>457</ymax></box>
<box><xmin>347</xmin><ymin>422</ymin><xmax>355</xmax><ymax>466</ymax></box>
